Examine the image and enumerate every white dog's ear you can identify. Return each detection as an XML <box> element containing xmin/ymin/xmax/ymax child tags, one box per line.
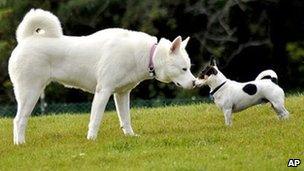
<box><xmin>182</xmin><ymin>37</ymin><xmax>190</xmax><ymax>48</ymax></box>
<box><xmin>170</xmin><ymin>36</ymin><xmax>182</xmax><ymax>53</ymax></box>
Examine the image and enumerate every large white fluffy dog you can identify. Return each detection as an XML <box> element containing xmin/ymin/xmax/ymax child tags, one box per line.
<box><xmin>8</xmin><ymin>9</ymin><xmax>196</xmax><ymax>144</ymax></box>
<box><xmin>195</xmin><ymin>59</ymin><xmax>289</xmax><ymax>126</ymax></box>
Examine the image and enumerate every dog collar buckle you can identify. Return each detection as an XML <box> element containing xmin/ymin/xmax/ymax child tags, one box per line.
<box><xmin>148</xmin><ymin>43</ymin><xmax>157</xmax><ymax>78</ymax></box>
<box><xmin>149</xmin><ymin>67</ymin><xmax>156</xmax><ymax>77</ymax></box>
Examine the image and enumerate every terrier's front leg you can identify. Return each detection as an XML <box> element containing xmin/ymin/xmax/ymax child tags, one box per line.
<box><xmin>223</xmin><ymin>109</ymin><xmax>233</xmax><ymax>126</ymax></box>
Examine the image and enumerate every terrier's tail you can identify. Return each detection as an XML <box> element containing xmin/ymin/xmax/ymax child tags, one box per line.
<box><xmin>16</xmin><ymin>9</ymin><xmax>63</xmax><ymax>43</ymax></box>
<box><xmin>255</xmin><ymin>69</ymin><xmax>278</xmax><ymax>84</ymax></box>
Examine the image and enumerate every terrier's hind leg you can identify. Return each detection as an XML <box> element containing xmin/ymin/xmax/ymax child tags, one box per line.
<box><xmin>269</xmin><ymin>98</ymin><xmax>289</xmax><ymax>120</ymax></box>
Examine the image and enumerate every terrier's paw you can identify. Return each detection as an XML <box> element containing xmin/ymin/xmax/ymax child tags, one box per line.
<box><xmin>279</xmin><ymin>114</ymin><xmax>289</xmax><ymax>120</ymax></box>
<box><xmin>225</xmin><ymin>122</ymin><xmax>233</xmax><ymax>127</ymax></box>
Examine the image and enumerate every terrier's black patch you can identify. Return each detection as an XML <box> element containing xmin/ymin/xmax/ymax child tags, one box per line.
<box><xmin>206</xmin><ymin>67</ymin><xmax>218</xmax><ymax>76</ymax></box>
<box><xmin>242</xmin><ymin>84</ymin><xmax>257</xmax><ymax>95</ymax></box>
<box><xmin>261</xmin><ymin>75</ymin><xmax>278</xmax><ymax>84</ymax></box>
<box><xmin>198</xmin><ymin>66</ymin><xmax>218</xmax><ymax>78</ymax></box>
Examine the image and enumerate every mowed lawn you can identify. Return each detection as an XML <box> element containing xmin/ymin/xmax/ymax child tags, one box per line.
<box><xmin>0</xmin><ymin>95</ymin><xmax>303</xmax><ymax>170</ymax></box>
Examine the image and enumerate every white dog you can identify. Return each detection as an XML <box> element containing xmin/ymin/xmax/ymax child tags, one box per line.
<box><xmin>195</xmin><ymin>59</ymin><xmax>289</xmax><ymax>126</ymax></box>
<box><xmin>8</xmin><ymin>9</ymin><xmax>196</xmax><ymax>144</ymax></box>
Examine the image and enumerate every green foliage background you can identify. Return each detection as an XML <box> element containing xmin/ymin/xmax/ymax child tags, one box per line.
<box><xmin>0</xmin><ymin>0</ymin><xmax>303</xmax><ymax>104</ymax></box>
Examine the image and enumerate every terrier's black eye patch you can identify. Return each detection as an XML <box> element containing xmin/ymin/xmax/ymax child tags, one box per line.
<box><xmin>242</xmin><ymin>84</ymin><xmax>257</xmax><ymax>95</ymax></box>
<box><xmin>198</xmin><ymin>66</ymin><xmax>218</xmax><ymax>78</ymax></box>
<box><xmin>198</xmin><ymin>72</ymin><xmax>205</xmax><ymax>79</ymax></box>
<box><xmin>206</xmin><ymin>67</ymin><xmax>218</xmax><ymax>76</ymax></box>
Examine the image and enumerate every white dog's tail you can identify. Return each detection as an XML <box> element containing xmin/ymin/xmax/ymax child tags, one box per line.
<box><xmin>16</xmin><ymin>9</ymin><xmax>63</xmax><ymax>43</ymax></box>
<box><xmin>255</xmin><ymin>69</ymin><xmax>278</xmax><ymax>84</ymax></box>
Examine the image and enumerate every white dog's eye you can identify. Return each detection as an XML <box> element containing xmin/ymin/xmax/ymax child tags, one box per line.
<box><xmin>182</xmin><ymin>68</ymin><xmax>187</xmax><ymax>71</ymax></box>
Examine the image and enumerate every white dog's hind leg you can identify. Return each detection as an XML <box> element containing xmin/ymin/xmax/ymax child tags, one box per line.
<box><xmin>114</xmin><ymin>91</ymin><xmax>137</xmax><ymax>136</ymax></box>
<box><xmin>87</xmin><ymin>89</ymin><xmax>112</xmax><ymax>140</ymax></box>
<box><xmin>223</xmin><ymin>109</ymin><xmax>233</xmax><ymax>126</ymax></box>
<box><xmin>13</xmin><ymin>83</ymin><xmax>45</xmax><ymax>145</ymax></box>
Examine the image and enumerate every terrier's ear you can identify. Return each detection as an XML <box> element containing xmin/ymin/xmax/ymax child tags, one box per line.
<box><xmin>182</xmin><ymin>37</ymin><xmax>190</xmax><ymax>48</ymax></box>
<box><xmin>210</xmin><ymin>57</ymin><xmax>217</xmax><ymax>66</ymax></box>
<box><xmin>170</xmin><ymin>36</ymin><xmax>182</xmax><ymax>53</ymax></box>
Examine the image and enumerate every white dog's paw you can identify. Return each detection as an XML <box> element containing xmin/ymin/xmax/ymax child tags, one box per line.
<box><xmin>13</xmin><ymin>132</ymin><xmax>25</xmax><ymax>145</ymax></box>
<box><xmin>87</xmin><ymin>135</ymin><xmax>97</xmax><ymax>140</ymax></box>
<box><xmin>125</xmin><ymin>132</ymin><xmax>140</xmax><ymax>137</ymax></box>
<box><xmin>123</xmin><ymin>129</ymin><xmax>139</xmax><ymax>137</ymax></box>
<box><xmin>14</xmin><ymin>137</ymin><xmax>25</xmax><ymax>145</ymax></box>
<box><xmin>87</xmin><ymin>132</ymin><xmax>97</xmax><ymax>140</ymax></box>
<box><xmin>121</xmin><ymin>126</ymin><xmax>138</xmax><ymax>136</ymax></box>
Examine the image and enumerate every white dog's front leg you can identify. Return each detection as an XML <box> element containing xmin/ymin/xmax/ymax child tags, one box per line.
<box><xmin>223</xmin><ymin>109</ymin><xmax>232</xmax><ymax>126</ymax></box>
<box><xmin>87</xmin><ymin>89</ymin><xmax>112</xmax><ymax>140</ymax></box>
<box><xmin>114</xmin><ymin>91</ymin><xmax>138</xmax><ymax>136</ymax></box>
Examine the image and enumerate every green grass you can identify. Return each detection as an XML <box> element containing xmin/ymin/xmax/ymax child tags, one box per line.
<box><xmin>1</xmin><ymin>95</ymin><xmax>304</xmax><ymax>171</ymax></box>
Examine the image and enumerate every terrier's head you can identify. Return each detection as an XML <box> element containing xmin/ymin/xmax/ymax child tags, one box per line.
<box><xmin>195</xmin><ymin>57</ymin><xmax>219</xmax><ymax>87</ymax></box>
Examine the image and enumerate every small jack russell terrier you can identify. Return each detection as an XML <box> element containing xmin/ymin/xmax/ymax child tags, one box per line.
<box><xmin>195</xmin><ymin>59</ymin><xmax>289</xmax><ymax>126</ymax></box>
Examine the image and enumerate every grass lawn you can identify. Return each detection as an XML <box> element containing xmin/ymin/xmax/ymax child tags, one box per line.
<box><xmin>0</xmin><ymin>95</ymin><xmax>304</xmax><ymax>170</ymax></box>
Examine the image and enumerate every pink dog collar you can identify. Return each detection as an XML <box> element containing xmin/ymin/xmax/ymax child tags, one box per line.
<box><xmin>148</xmin><ymin>43</ymin><xmax>157</xmax><ymax>77</ymax></box>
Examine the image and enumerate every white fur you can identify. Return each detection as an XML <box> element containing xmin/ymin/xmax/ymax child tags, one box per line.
<box><xmin>196</xmin><ymin>66</ymin><xmax>289</xmax><ymax>126</ymax></box>
<box><xmin>255</xmin><ymin>69</ymin><xmax>278</xmax><ymax>81</ymax></box>
<box><xmin>16</xmin><ymin>9</ymin><xmax>62</xmax><ymax>43</ymax></box>
<box><xmin>9</xmin><ymin>9</ymin><xmax>196</xmax><ymax>145</ymax></box>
